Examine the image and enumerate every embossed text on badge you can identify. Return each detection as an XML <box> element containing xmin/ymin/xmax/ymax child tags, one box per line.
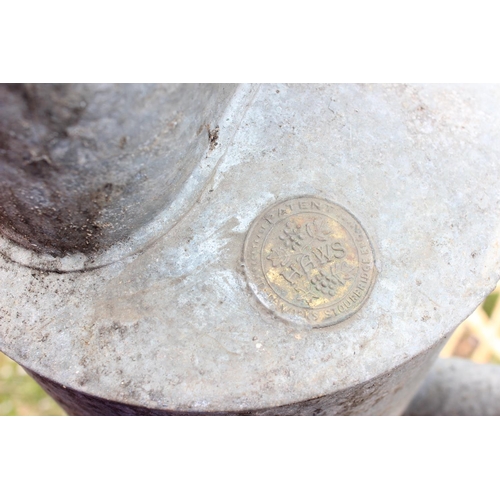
<box><xmin>243</xmin><ymin>196</ymin><xmax>377</xmax><ymax>328</ymax></box>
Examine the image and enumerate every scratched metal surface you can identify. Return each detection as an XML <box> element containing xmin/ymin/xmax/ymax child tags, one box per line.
<box><xmin>1</xmin><ymin>84</ymin><xmax>500</xmax><ymax>414</ymax></box>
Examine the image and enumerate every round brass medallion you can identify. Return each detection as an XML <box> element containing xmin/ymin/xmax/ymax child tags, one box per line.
<box><xmin>243</xmin><ymin>196</ymin><xmax>377</xmax><ymax>328</ymax></box>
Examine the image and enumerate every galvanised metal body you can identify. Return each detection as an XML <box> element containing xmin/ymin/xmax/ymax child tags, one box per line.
<box><xmin>1</xmin><ymin>83</ymin><xmax>499</xmax><ymax>415</ymax></box>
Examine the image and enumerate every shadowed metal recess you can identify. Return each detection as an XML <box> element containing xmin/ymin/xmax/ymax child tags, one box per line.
<box><xmin>0</xmin><ymin>84</ymin><xmax>235</xmax><ymax>256</ymax></box>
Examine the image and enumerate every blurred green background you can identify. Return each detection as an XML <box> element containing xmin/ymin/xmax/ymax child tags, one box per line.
<box><xmin>0</xmin><ymin>353</ymin><xmax>64</xmax><ymax>416</ymax></box>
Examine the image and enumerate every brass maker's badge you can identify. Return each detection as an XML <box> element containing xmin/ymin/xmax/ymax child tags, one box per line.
<box><xmin>243</xmin><ymin>196</ymin><xmax>377</xmax><ymax>328</ymax></box>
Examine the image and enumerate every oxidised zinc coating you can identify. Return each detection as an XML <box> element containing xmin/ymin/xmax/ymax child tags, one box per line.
<box><xmin>243</xmin><ymin>196</ymin><xmax>376</xmax><ymax>327</ymax></box>
<box><xmin>2</xmin><ymin>84</ymin><xmax>500</xmax><ymax>415</ymax></box>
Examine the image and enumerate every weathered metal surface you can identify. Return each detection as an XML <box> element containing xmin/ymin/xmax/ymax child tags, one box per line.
<box><xmin>25</xmin><ymin>340</ymin><xmax>441</xmax><ymax>415</ymax></box>
<box><xmin>1</xmin><ymin>84</ymin><xmax>500</xmax><ymax>415</ymax></box>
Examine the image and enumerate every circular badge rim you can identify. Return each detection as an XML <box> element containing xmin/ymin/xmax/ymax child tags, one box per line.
<box><xmin>242</xmin><ymin>196</ymin><xmax>377</xmax><ymax>329</ymax></box>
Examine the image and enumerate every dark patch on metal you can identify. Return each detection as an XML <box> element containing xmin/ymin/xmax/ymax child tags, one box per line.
<box><xmin>0</xmin><ymin>84</ymin><xmax>110</xmax><ymax>256</ymax></box>
<box><xmin>207</xmin><ymin>125</ymin><xmax>219</xmax><ymax>150</ymax></box>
